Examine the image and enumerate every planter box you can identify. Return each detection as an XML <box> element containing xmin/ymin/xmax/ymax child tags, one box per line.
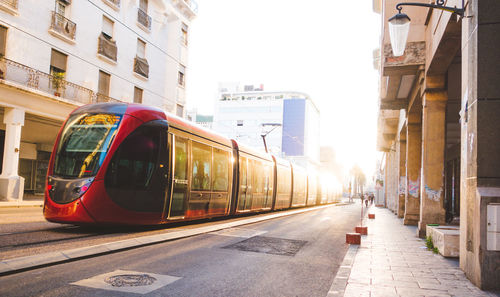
<box><xmin>426</xmin><ymin>225</ymin><xmax>460</xmax><ymax>257</ymax></box>
<box><xmin>346</xmin><ymin>233</ymin><xmax>361</xmax><ymax>244</ymax></box>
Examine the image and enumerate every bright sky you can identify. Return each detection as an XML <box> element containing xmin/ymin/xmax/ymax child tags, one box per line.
<box><xmin>185</xmin><ymin>0</ymin><xmax>382</xmax><ymax>179</ymax></box>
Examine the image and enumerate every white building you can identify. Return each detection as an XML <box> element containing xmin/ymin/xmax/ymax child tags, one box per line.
<box><xmin>0</xmin><ymin>0</ymin><xmax>196</xmax><ymax>201</ymax></box>
<box><xmin>213</xmin><ymin>83</ymin><xmax>320</xmax><ymax>171</ymax></box>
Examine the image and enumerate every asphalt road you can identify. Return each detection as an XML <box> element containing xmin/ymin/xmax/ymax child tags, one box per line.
<box><xmin>0</xmin><ymin>202</ymin><xmax>362</xmax><ymax>297</ymax></box>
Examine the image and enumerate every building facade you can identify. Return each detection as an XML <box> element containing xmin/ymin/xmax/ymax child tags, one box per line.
<box><xmin>213</xmin><ymin>84</ymin><xmax>320</xmax><ymax>171</ymax></box>
<box><xmin>0</xmin><ymin>0</ymin><xmax>196</xmax><ymax>201</ymax></box>
<box><xmin>374</xmin><ymin>0</ymin><xmax>500</xmax><ymax>289</ymax></box>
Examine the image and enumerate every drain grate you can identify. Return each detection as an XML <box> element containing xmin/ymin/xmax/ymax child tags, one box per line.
<box><xmin>104</xmin><ymin>274</ymin><xmax>157</xmax><ymax>287</ymax></box>
<box><xmin>223</xmin><ymin>236</ymin><xmax>307</xmax><ymax>256</ymax></box>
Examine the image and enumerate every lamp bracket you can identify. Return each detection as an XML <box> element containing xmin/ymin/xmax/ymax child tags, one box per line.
<box><xmin>396</xmin><ymin>0</ymin><xmax>464</xmax><ymax>17</ymax></box>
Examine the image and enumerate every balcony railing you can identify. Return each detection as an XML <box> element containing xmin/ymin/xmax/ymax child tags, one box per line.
<box><xmin>50</xmin><ymin>11</ymin><xmax>76</xmax><ymax>40</ymax></box>
<box><xmin>137</xmin><ymin>8</ymin><xmax>151</xmax><ymax>30</ymax></box>
<box><xmin>96</xmin><ymin>93</ymin><xmax>120</xmax><ymax>103</ymax></box>
<box><xmin>133</xmin><ymin>56</ymin><xmax>149</xmax><ymax>78</ymax></box>
<box><xmin>0</xmin><ymin>57</ymin><xmax>121</xmax><ymax>105</ymax></box>
<box><xmin>98</xmin><ymin>33</ymin><xmax>117</xmax><ymax>62</ymax></box>
<box><xmin>0</xmin><ymin>0</ymin><xmax>18</xmax><ymax>10</ymax></box>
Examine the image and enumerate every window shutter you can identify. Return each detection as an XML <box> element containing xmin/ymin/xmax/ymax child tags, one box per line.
<box><xmin>50</xmin><ymin>49</ymin><xmax>67</xmax><ymax>71</ymax></box>
<box><xmin>98</xmin><ymin>70</ymin><xmax>110</xmax><ymax>95</ymax></box>
<box><xmin>0</xmin><ymin>26</ymin><xmax>7</xmax><ymax>56</ymax></box>
<box><xmin>102</xmin><ymin>16</ymin><xmax>114</xmax><ymax>38</ymax></box>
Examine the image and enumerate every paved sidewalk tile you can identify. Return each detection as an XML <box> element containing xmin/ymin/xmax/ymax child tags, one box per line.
<box><xmin>328</xmin><ymin>207</ymin><xmax>499</xmax><ymax>297</ymax></box>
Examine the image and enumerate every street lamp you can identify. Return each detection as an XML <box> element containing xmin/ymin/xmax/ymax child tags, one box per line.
<box><xmin>388</xmin><ymin>0</ymin><xmax>465</xmax><ymax>57</ymax></box>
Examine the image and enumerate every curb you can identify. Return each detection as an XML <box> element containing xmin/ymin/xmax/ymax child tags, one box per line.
<box><xmin>327</xmin><ymin>244</ymin><xmax>359</xmax><ymax>297</ymax></box>
<box><xmin>0</xmin><ymin>203</ymin><xmax>341</xmax><ymax>276</ymax></box>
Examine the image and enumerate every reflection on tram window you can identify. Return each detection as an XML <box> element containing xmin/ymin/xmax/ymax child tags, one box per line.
<box><xmin>192</xmin><ymin>141</ymin><xmax>211</xmax><ymax>191</ymax></box>
<box><xmin>212</xmin><ymin>148</ymin><xmax>229</xmax><ymax>191</ymax></box>
<box><xmin>54</xmin><ymin>113</ymin><xmax>121</xmax><ymax>178</ymax></box>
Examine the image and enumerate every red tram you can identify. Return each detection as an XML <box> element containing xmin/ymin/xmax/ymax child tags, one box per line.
<box><xmin>43</xmin><ymin>103</ymin><xmax>341</xmax><ymax>225</ymax></box>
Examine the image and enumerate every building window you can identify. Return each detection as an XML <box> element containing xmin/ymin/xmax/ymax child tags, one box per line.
<box><xmin>50</xmin><ymin>49</ymin><xmax>67</xmax><ymax>75</ymax></box>
<box><xmin>176</xmin><ymin>104</ymin><xmax>184</xmax><ymax>117</ymax></box>
<box><xmin>102</xmin><ymin>16</ymin><xmax>114</xmax><ymax>39</ymax></box>
<box><xmin>237</xmin><ymin>120</ymin><xmax>243</xmax><ymax>127</ymax></box>
<box><xmin>178</xmin><ymin>65</ymin><xmax>185</xmax><ymax>86</ymax></box>
<box><xmin>98</xmin><ymin>16</ymin><xmax>117</xmax><ymax>62</ymax></box>
<box><xmin>137</xmin><ymin>39</ymin><xmax>146</xmax><ymax>58</ymax></box>
<box><xmin>134</xmin><ymin>86</ymin><xmax>143</xmax><ymax>103</ymax></box>
<box><xmin>0</xmin><ymin>25</ymin><xmax>7</xmax><ymax>57</ymax></box>
<box><xmin>55</xmin><ymin>0</ymin><xmax>66</xmax><ymax>17</ymax></box>
<box><xmin>97</xmin><ymin>70</ymin><xmax>111</xmax><ymax>101</ymax></box>
<box><xmin>181</xmin><ymin>23</ymin><xmax>188</xmax><ymax>46</ymax></box>
<box><xmin>139</xmin><ymin>0</ymin><xmax>148</xmax><ymax>12</ymax></box>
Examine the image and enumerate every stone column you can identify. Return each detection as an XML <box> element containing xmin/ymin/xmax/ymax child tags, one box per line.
<box><xmin>0</xmin><ymin>108</ymin><xmax>25</xmax><ymax>201</ymax></box>
<box><xmin>397</xmin><ymin>136</ymin><xmax>406</xmax><ymax>218</ymax></box>
<box><xmin>404</xmin><ymin>118</ymin><xmax>421</xmax><ymax>225</ymax></box>
<box><xmin>417</xmin><ymin>76</ymin><xmax>447</xmax><ymax>238</ymax></box>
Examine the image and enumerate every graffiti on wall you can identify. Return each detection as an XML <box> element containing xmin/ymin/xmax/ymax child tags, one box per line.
<box><xmin>408</xmin><ymin>178</ymin><xmax>419</xmax><ymax>197</ymax></box>
<box><xmin>425</xmin><ymin>185</ymin><xmax>442</xmax><ymax>202</ymax></box>
<box><xmin>399</xmin><ymin>176</ymin><xmax>406</xmax><ymax>195</ymax></box>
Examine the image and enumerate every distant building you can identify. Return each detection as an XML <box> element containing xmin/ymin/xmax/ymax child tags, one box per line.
<box><xmin>0</xmin><ymin>0</ymin><xmax>197</xmax><ymax>200</ymax></box>
<box><xmin>213</xmin><ymin>83</ymin><xmax>320</xmax><ymax>171</ymax></box>
<box><xmin>187</xmin><ymin>109</ymin><xmax>213</xmax><ymax>129</ymax></box>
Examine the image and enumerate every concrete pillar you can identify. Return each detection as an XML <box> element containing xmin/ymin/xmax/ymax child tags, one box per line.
<box><xmin>460</xmin><ymin>0</ymin><xmax>500</xmax><ymax>290</ymax></box>
<box><xmin>0</xmin><ymin>108</ymin><xmax>25</xmax><ymax>201</ymax></box>
<box><xmin>417</xmin><ymin>76</ymin><xmax>447</xmax><ymax>238</ymax></box>
<box><xmin>397</xmin><ymin>137</ymin><xmax>406</xmax><ymax>218</ymax></box>
<box><xmin>404</xmin><ymin>120</ymin><xmax>421</xmax><ymax>225</ymax></box>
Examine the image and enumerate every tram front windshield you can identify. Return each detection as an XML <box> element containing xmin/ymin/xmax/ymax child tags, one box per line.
<box><xmin>53</xmin><ymin>113</ymin><xmax>122</xmax><ymax>178</ymax></box>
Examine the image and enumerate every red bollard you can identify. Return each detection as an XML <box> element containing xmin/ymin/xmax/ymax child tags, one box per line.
<box><xmin>346</xmin><ymin>233</ymin><xmax>361</xmax><ymax>244</ymax></box>
<box><xmin>355</xmin><ymin>226</ymin><xmax>368</xmax><ymax>235</ymax></box>
<box><xmin>368</xmin><ymin>213</ymin><xmax>375</xmax><ymax>219</ymax></box>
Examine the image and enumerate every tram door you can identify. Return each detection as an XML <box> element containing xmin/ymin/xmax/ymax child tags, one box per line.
<box><xmin>168</xmin><ymin>135</ymin><xmax>188</xmax><ymax>218</ymax></box>
<box><xmin>237</xmin><ymin>157</ymin><xmax>252</xmax><ymax>211</ymax></box>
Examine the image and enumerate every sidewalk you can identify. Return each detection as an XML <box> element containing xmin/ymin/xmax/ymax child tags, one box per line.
<box><xmin>328</xmin><ymin>206</ymin><xmax>499</xmax><ymax>297</ymax></box>
<box><xmin>0</xmin><ymin>194</ymin><xmax>44</xmax><ymax>208</ymax></box>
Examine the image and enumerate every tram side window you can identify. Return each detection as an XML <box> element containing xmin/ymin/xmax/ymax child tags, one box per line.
<box><xmin>192</xmin><ymin>141</ymin><xmax>211</xmax><ymax>191</ymax></box>
<box><xmin>105</xmin><ymin>125</ymin><xmax>163</xmax><ymax>212</ymax></box>
<box><xmin>252</xmin><ymin>160</ymin><xmax>263</xmax><ymax>194</ymax></box>
<box><xmin>212</xmin><ymin>148</ymin><xmax>229</xmax><ymax>191</ymax></box>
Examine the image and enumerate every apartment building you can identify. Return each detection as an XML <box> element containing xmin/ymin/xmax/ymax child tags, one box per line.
<box><xmin>213</xmin><ymin>83</ymin><xmax>321</xmax><ymax>172</ymax></box>
<box><xmin>0</xmin><ymin>0</ymin><xmax>197</xmax><ymax>200</ymax></box>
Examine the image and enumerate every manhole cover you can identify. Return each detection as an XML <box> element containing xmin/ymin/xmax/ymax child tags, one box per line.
<box><xmin>104</xmin><ymin>274</ymin><xmax>157</xmax><ymax>287</ymax></box>
<box><xmin>223</xmin><ymin>236</ymin><xmax>307</xmax><ymax>256</ymax></box>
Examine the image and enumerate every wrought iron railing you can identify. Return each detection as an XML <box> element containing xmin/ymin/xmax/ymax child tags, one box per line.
<box><xmin>98</xmin><ymin>33</ymin><xmax>117</xmax><ymax>61</ymax></box>
<box><xmin>96</xmin><ymin>93</ymin><xmax>120</xmax><ymax>103</ymax></box>
<box><xmin>134</xmin><ymin>56</ymin><xmax>149</xmax><ymax>78</ymax></box>
<box><xmin>137</xmin><ymin>8</ymin><xmax>151</xmax><ymax>30</ymax></box>
<box><xmin>50</xmin><ymin>11</ymin><xmax>76</xmax><ymax>40</ymax></box>
<box><xmin>0</xmin><ymin>0</ymin><xmax>18</xmax><ymax>10</ymax></box>
<box><xmin>0</xmin><ymin>57</ymin><xmax>122</xmax><ymax>105</ymax></box>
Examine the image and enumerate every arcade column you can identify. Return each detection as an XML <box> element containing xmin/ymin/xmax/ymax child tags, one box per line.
<box><xmin>0</xmin><ymin>108</ymin><xmax>25</xmax><ymax>201</ymax></box>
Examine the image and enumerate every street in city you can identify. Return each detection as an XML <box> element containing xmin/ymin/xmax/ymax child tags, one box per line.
<box><xmin>0</xmin><ymin>202</ymin><xmax>362</xmax><ymax>297</ymax></box>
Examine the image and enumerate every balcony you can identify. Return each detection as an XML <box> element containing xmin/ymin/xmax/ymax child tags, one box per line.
<box><xmin>0</xmin><ymin>57</ymin><xmax>93</xmax><ymax>104</ymax></box>
<box><xmin>137</xmin><ymin>8</ymin><xmax>151</xmax><ymax>31</ymax></box>
<box><xmin>133</xmin><ymin>56</ymin><xmax>149</xmax><ymax>78</ymax></box>
<box><xmin>97</xmin><ymin>33</ymin><xmax>117</xmax><ymax>62</ymax></box>
<box><xmin>0</xmin><ymin>57</ymin><xmax>121</xmax><ymax>105</ymax></box>
<box><xmin>0</xmin><ymin>0</ymin><xmax>18</xmax><ymax>14</ymax></box>
<box><xmin>49</xmin><ymin>11</ymin><xmax>76</xmax><ymax>42</ymax></box>
<box><xmin>103</xmin><ymin>0</ymin><xmax>120</xmax><ymax>10</ymax></box>
<box><xmin>172</xmin><ymin>0</ymin><xmax>197</xmax><ymax>19</ymax></box>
